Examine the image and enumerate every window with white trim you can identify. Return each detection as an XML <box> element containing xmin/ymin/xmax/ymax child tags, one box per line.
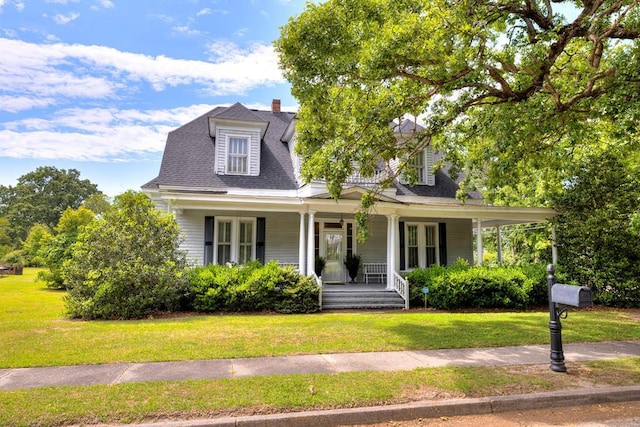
<box><xmin>227</xmin><ymin>136</ymin><xmax>249</xmax><ymax>174</ymax></box>
<box><xmin>408</xmin><ymin>153</ymin><xmax>425</xmax><ymax>183</ymax></box>
<box><xmin>215</xmin><ymin>217</ymin><xmax>256</xmax><ymax>264</ymax></box>
<box><xmin>401</xmin><ymin>146</ymin><xmax>435</xmax><ymax>186</ymax></box>
<box><xmin>405</xmin><ymin>223</ymin><xmax>439</xmax><ymax>269</ymax></box>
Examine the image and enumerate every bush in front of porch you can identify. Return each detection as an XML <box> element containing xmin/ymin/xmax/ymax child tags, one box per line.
<box><xmin>190</xmin><ymin>261</ymin><xmax>320</xmax><ymax>314</ymax></box>
<box><xmin>406</xmin><ymin>261</ymin><xmax>549</xmax><ymax>310</ymax></box>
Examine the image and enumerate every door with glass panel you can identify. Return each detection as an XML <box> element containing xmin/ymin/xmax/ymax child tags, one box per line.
<box><xmin>323</xmin><ymin>230</ymin><xmax>345</xmax><ymax>283</ymax></box>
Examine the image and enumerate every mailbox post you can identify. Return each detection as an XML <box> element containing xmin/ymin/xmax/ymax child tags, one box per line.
<box><xmin>547</xmin><ymin>264</ymin><xmax>593</xmax><ymax>373</ymax></box>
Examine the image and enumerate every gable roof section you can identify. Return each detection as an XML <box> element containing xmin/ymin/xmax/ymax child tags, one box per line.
<box><xmin>143</xmin><ymin>104</ymin><xmax>297</xmax><ymax>191</ymax></box>
<box><xmin>208</xmin><ymin>102</ymin><xmax>269</xmax><ymax>138</ymax></box>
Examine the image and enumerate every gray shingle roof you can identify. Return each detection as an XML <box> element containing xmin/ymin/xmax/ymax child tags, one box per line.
<box><xmin>143</xmin><ymin>104</ymin><xmax>297</xmax><ymax>190</ymax></box>
<box><xmin>143</xmin><ymin>105</ymin><xmax>473</xmax><ymax>199</ymax></box>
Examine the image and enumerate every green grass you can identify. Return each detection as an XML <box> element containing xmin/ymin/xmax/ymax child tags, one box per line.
<box><xmin>2</xmin><ymin>269</ymin><xmax>640</xmax><ymax>368</ymax></box>
<box><xmin>1</xmin><ymin>358</ymin><xmax>638</xmax><ymax>427</ymax></box>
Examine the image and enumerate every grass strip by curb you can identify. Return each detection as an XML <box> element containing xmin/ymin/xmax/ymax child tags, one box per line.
<box><xmin>1</xmin><ymin>358</ymin><xmax>638</xmax><ymax>427</ymax></box>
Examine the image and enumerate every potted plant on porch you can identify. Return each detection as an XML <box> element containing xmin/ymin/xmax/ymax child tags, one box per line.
<box><xmin>314</xmin><ymin>256</ymin><xmax>326</xmax><ymax>277</ymax></box>
<box><xmin>344</xmin><ymin>253</ymin><xmax>361</xmax><ymax>284</ymax></box>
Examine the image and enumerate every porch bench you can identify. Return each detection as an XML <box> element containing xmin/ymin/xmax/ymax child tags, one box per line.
<box><xmin>363</xmin><ymin>263</ymin><xmax>387</xmax><ymax>284</ymax></box>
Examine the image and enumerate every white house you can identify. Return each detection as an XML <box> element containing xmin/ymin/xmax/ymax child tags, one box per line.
<box><xmin>142</xmin><ymin>100</ymin><xmax>554</xmax><ymax>307</ymax></box>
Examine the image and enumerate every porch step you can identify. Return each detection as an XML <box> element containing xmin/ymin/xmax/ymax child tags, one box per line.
<box><xmin>321</xmin><ymin>289</ymin><xmax>405</xmax><ymax>310</ymax></box>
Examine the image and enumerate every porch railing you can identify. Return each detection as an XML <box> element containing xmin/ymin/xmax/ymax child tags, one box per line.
<box><xmin>311</xmin><ymin>272</ymin><xmax>323</xmax><ymax>310</ymax></box>
<box><xmin>311</xmin><ymin>167</ymin><xmax>388</xmax><ymax>186</ymax></box>
<box><xmin>392</xmin><ymin>271</ymin><xmax>410</xmax><ymax>309</ymax></box>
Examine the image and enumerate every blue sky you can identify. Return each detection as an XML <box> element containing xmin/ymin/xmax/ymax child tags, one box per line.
<box><xmin>0</xmin><ymin>0</ymin><xmax>308</xmax><ymax>196</ymax></box>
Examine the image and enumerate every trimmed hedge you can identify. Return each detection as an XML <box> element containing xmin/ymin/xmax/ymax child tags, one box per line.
<box><xmin>190</xmin><ymin>261</ymin><xmax>320</xmax><ymax>314</ymax></box>
<box><xmin>406</xmin><ymin>261</ymin><xmax>549</xmax><ymax>310</ymax></box>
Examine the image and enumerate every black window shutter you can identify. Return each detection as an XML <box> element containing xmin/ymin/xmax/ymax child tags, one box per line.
<box><xmin>256</xmin><ymin>217</ymin><xmax>266</xmax><ymax>264</ymax></box>
<box><xmin>204</xmin><ymin>216</ymin><xmax>214</xmax><ymax>265</ymax></box>
<box><xmin>399</xmin><ymin>221</ymin><xmax>405</xmax><ymax>270</ymax></box>
<box><xmin>438</xmin><ymin>222</ymin><xmax>447</xmax><ymax>266</ymax></box>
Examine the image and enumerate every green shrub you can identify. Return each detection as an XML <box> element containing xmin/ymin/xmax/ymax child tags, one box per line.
<box><xmin>63</xmin><ymin>191</ymin><xmax>190</xmax><ymax>320</ymax></box>
<box><xmin>1</xmin><ymin>249</ymin><xmax>24</xmax><ymax>266</ymax></box>
<box><xmin>407</xmin><ymin>262</ymin><xmax>546</xmax><ymax>310</ymax></box>
<box><xmin>190</xmin><ymin>261</ymin><xmax>319</xmax><ymax>314</ymax></box>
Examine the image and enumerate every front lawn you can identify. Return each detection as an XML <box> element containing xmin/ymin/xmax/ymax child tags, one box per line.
<box><xmin>1</xmin><ymin>268</ymin><xmax>639</xmax><ymax>368</ymax></box>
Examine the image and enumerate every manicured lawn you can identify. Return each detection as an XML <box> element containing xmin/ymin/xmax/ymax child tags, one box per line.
<box><xmin>1</xmin><ymin>269</ymin><xmax>639</xmax><ymax>368</ymax></box>
<box><xmin>2</xmin><ymin>269</ymin><xmax>639</xmax><ymax>426</ymax></box>
<box><xmin>1</xmin><ymin>358</ymin><xmax>639</xmax><ymax>427</ymax></box>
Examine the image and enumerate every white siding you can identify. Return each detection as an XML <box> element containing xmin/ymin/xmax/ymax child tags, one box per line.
<box><xmin>264</xmin><ymin>212</ymin><xmax>300</xmax><ymax>263</ymax></box>
<box><xmin>442</xmin><ymin>219</ymin><xmax>473</xmax><ymax>264</ymax></box>
<box><xmin>172</xmin><ymin>210</ymin><xmax>301</xmax><ymax>266</ymax></box>
<box><xmin>175</xmin><ymin>210</ymin><xmax>207</xmax><ymax>265</ymax></box>
<box><xmin>356</xmin><ymin>216</ymin><xmax>388</xmax><ymax>263</ymax></box>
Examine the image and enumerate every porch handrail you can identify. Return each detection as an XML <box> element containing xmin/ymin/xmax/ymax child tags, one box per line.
<box><xmin>392</xmin><ymin>271</ymin><xmax>410</xmax><ymax>309</ymax></box>
<box><xmin>311</xmin><ymin>272</ymin><xmax>323</xmax><ymax>310</ymax></box>
<box><xmin>311</xmin><ymin>166</ymin><xmax>388</xmax><ymax>186</ymax></box>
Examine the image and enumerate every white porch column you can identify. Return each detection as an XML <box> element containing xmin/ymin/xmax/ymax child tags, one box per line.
<box><xmin>496</xmin><ymin>225</ymin><xmax>502</xmax><ymax>264</ymax></box>
<box><xmin>307</xmin><ymin>211</ymin><xmax>316</xmax><ymax>276</ymax></box>
<box><xmin>298</xmin><ymin>212</ymin><xmax>306</xmax><ymax>275</ymax></box>
<box><xmin>476</xmin><ymin>218</ymin><xmax>483</xmax><ymax>265</ymax></box>
<box><xmin>551</xmin><ymin>224</ymin><xmax>558</xmax><ymax>265</ymax></box>
<box><xmin>386</xmin><ymin>214</ymin><xmax>397</xmax><ymax>289</ymax></box>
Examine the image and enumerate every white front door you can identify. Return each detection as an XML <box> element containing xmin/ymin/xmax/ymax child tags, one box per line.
<box><xmin>323</xmin><ymin>230</ymin><xmax>345</xmax><ymax>283</ymax></box>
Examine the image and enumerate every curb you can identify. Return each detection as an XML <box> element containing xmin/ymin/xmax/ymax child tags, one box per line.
<box><xmin>101</xmin><ymin>385</ymin><xmax>640</xmax><ymax>427</ymax></box>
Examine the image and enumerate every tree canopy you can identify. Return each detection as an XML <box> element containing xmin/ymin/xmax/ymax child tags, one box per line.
<box><xmin>275</xmin><ymin>0</ymin><xmax>640</xmax><ymax>203</ymax></box>
<box><xmin>0</xmin><ymin>166</ymin><xmax>102</xmax><ymax>242</ymax></box>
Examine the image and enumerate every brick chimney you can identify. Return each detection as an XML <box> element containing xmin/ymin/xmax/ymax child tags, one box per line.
<box><xmin>271</xmin><ymin>99</ymin><xmax>281</xmax><ymax>113</ymax></box>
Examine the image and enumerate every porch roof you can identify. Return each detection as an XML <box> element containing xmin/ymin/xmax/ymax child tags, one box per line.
<box><xmin>151</xmin><ymin>186</ymin><xmax>555</xmax><ymax>227</ymax></box>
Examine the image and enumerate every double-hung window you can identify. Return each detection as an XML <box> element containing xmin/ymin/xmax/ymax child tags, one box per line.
<box><xmin>408</xmin><ymin>152</ymin><xmax>425</xmax><ymax>183</ymax></box>
<box><xmin>215</xmin><ymin>217</ymin><xmax>256</xmax><ymax>264</ymax></box>
<box><xmin>405</xmin><ymin>223</ymin><xmax>439</xmax><ymax>269</ymax></box>
<box><xmin>227</xmin><ymin>136</ymin><xmax>248</xmax><ymax>174</ymax></box>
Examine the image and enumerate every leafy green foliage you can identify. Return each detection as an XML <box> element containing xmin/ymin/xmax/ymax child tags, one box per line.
<box><xmin>38</xmin><ymin>206</ymin><xmax>96</xmax><ymax>290</ymax></box>
<box><xmin>553</xmin><ymin>152</ymin><xmax>640</xmax><ymax>307</ymax></box>
<box><xmin>63</xmin><ymin>191</ymin><xmax>190</xmax><ymax>319</ymax></box>
<box><xmin>1</xmin><ymin>249</ymin><xmax>24</xmax><ymax>266</ymax></box>
<box><xmin>0</xmin><ymin>217</ymin><xmax>13</xmax><ymax>260</ymax></box>
<box><xmin>407</xmin><ymin>261</ymin><xmax>547</xmax><ymax>309</ymax></box>
<box><xmin>275</xmin><ymin>0</ymin><xmax>640</xmax><ymax>205</ymax></box>
<box><xmin>0</xmin><ymin>166</ymin><xmax>101</xmax><ymax>243</ymax></box>
<box><xmin>21</xmin><ymin>224</ymin><xmax>53</xmax><ymax>267</ymax></box>
<box><xmin>191</xmin><ymin>261</ymin><xmax>320</xmax><ymax>314</ymax></box>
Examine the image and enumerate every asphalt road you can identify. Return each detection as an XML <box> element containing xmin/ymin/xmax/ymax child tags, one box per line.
<box><xmin>354</xmin><ymin>400</ymin><xmax>640</xmax><ymax>426</ymax></box>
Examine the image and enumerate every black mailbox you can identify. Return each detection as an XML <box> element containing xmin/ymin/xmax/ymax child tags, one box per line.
<box><xmin>551</xmin><ymin>284</ymin><xmax>593</xmax><ymax>308</ymax></box>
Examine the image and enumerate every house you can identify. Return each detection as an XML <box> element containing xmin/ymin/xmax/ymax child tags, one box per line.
<box><xmin>142</xmin><ymin>99</ymin><xmax>554</xmax><ymax>307</ymax></box>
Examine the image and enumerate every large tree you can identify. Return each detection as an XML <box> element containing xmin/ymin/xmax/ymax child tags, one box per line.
<box><xmin>0</xmin><ymin>166</ymin><xmax>101</xmax><ymax>242</ymax></box>
<box><xmin>275</xmin><ymin>0</ymin><xmax>640</xmax><ymax>204</ymax></box>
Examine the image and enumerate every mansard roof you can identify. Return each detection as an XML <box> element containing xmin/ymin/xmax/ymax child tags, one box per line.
<box><xmin>143</xmin><ymin>104</ymin><xmax>297</xmax><ymax>191</ymax></box>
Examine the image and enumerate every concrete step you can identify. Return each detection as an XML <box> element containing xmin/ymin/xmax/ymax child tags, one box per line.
<box><xmin>321</xmin><ymin>290</ymin><xmax>405</xmax><ymax>310</ymax></box>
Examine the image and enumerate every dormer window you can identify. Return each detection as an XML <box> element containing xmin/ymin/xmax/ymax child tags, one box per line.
<box><xmin>408</xmin><ymin>153</ymin><xmax>425</xmax><ymax>183</ymax></box>
<box><xmin>227</xmin><ymin>136</ymin><xmax>249</xmax><ymax>174</ymax></box>
<box><xmin>401</xmin><ymin>146</ymin><xmax>435</xmax><ymax>186</ymax></box>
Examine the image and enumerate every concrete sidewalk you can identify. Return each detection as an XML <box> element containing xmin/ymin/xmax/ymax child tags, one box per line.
<box><xmin>1</xmin><ymin>340</ymin><xmax>638</xmax><ymax>391</ymax></box>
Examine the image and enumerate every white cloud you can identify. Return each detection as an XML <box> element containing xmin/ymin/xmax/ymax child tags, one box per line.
<box><xmin>97</xmin><ymin>0</ymin><xmax>114</xmax><ymax>8</ymax></box>
<box><xmin>53</xmin><ymin>12</ymin><xmax>79</xmax><ymax>25</ymax></box>
<box><xmin>0</xmin><ymin>37</ymin><xmax>285</xmax><ymax>112</ymax></box>
<box><xmin>0</xmin><ymin>0</ymin><xmax>25</xmax><ymax>12</ymax></box>
<box><xmin>172</xmin><ymin>25</ymin><xmax>203</xmax><ymax>37</ymax></box>
<box><xmin>196</xmin><ymin>8</ymin><xmax>211</xmax><ymax>17</ymax></box>
<box><xmin>0</xmin><ymin>104</ymin><xmax>213</xmax><ymax>161</ymax></box>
